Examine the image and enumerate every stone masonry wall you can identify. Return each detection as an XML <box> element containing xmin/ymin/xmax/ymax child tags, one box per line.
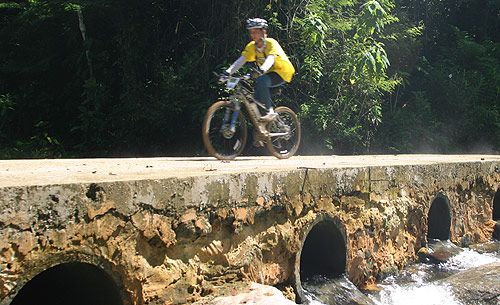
<box><xmin>0</xmin><ymin>161</ymin><xmax>499</xmax><ymax>304</ymax></box>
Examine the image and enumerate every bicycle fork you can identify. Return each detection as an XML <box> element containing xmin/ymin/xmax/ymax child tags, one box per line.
<box><xmin>221</xmin><ymin>99</ymin><xmax>240</xmax><ymax>138</ymax></box>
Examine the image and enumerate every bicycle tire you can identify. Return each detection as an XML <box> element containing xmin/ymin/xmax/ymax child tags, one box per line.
<box><xmin>202</xmin><ymin>100</ymin><xmax>248</xmax><ymax>160</ymax></box>
<box><xmin>265</xmin><ymin>106</ymin><xmax>301</xmax><ymax>159</ymax></box>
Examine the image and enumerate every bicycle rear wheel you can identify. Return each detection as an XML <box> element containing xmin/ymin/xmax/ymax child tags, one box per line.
<box><xmin>266</xmin><ymin>106</ymin><xmax>301</xmax><ymax>159</ymax></box>
<box><xmin>202</xmin><ymin>100</ymin><xmax>248</xmax><ymax>160</ymax></box>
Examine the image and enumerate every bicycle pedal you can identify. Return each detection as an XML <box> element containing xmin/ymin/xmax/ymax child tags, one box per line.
<box><xmin>253</xmin><ymin>140</ymin><xmax>264</xmax><ymax>147</ymax></box>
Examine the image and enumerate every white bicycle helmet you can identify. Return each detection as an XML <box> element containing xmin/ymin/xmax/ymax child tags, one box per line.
<box><xmin>246</xmin><ymin>18</ymin><xmax>268</xmax><ymax>29</ymax></box>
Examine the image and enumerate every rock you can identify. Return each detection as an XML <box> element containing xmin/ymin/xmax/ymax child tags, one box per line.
<box><xmin>469</xmin><ymin>241</ymin><xmax>500</xmax><ymax>254</ymax></box>
<box><xmin>87</xmin><ymin>200</ymin><xmax>115</xmax><ymax>219</ymax></box>
<box><xmin>417</xmin><ymin>246</ymin><xmax>430</xmax><ymax>262</ymax></box>
<box><xmin>460</xmin><ymin>233</ymin><xmax>474</xmax><ymax>247</ymax></box>
<box><xmin>418</xmin><ymin>240</ymin><xmax>463</xmax><ymax>264</ymax></box>
<box><xmin>13</xmin><ymin>231</ymin><xmax>36</xmax><ymax>256</ymax></box>
<box><xmin>0</xmin><ymin>209</ymin><xmax>31</xmax><ymax>231</ymax></box>
<box><xmin>180</xmin><ymin>209</ymin><xmax>198</xmax><ymax>224</ymax></box>
<box><xmin>315</xmin><ymin>197</ymin><xmax>335</xmax><ymax>213</ymax></box>
<box><xmin>256</xmin><ymin>196</ymin><xmax>266</xmax><ymax>207</ymax></box>
<box><xmin>208</xmin><ymin>282</ymin><xmax>297</xmax><ymax>305</ymax></box>
<box><xmin>198</xmin><ymin>240</ymin><xmax>227</xmax><ymax>265</ymax></box>
<box><xmin>440</xmin><ymin>262</ymin><xmax>500</xmax><ymax>305</ymax></box>
<box><xmin>92</xmin><ymin>214</ymin><xmax>125</xmax><ymax>241</ymax></box>
<box><xmin>281</xmin><ymin>286</ymin><xmax>296</xmax><ymax>302</ymax></box>
<box><xmin>132</xmin><ymin>211</ymin><xmax>176</xmax><ymax>246</ymax></box>
<box><xmin>195</xmin><ymin>216</ymin><xmax>212</xmax><ymax>236</ymax></box>
<box><xmin>233</xmin><ymin>208</ymin><xmax>248</xmax><ymax>222</ymax></box>
<box><xmin>289</xmin><ymin>196</ymin><xmax>303</xmax><ymax>216</ymax></box>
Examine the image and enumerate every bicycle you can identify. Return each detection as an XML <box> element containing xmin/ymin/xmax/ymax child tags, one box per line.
<box><xmin>202</xmin><ymin>73</ymin><xmax>301</xmax><ymax>160</ymax></box>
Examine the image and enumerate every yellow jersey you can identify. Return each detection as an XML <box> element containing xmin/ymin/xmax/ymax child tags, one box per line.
<box><xmin>241</xmin><ymin>38</ymin><xmax>295</xmax><ymax>83</ymax></box>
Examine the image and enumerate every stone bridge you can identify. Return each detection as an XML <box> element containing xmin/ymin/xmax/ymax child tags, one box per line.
<box><xmin>1</xmin><ymin>155</ymin><xmax>499</xmax><ymax>305</ymax></box>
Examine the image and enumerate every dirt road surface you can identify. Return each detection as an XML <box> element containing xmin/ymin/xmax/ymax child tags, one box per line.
<box><xmin>1</xmin><ymin>154</ymin><xmax>499</xmax><ymax>188</ymax></box>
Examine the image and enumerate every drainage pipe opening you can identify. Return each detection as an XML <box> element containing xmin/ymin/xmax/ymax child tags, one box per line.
<box><xmin>11</xmin><ymin>262</ymin><xmax>124</xmax><ymax>305</ymax></box>
<box><xmin>427</xmin><ymin>194</ymin><xmax>452</xmax><ymax>241</ymax></box>
<box><xmin>294</xmin><ymin>215</ymin><xmax>347</xmax><ymax>303</ymax></box>
<box><xmin>493</xmin><ymin>188</ymin><xmax>500</xmax><ymax>221</ymax></box>
<box><xmin>493</xmin><ymin>188</ymin><xmax>500</xmax><ymax>240</ymax></box>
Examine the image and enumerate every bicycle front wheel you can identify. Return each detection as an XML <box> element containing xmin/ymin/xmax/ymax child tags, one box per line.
<box><xmin>202</xmin><ymin>100</ymin><xmax>248</xmax><ymax>160</ymax></box>
<box><xmin>266</xmin><ymin>106</ymin><xmax>301</xmax><ymax>159</ymax></box>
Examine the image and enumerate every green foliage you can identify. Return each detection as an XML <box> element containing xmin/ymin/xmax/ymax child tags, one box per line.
<box><xmin>0</xmin><ymin>94</ymin><xmax>15</xmax><ymax>137</ymax></box>
<box><xmin>356</xmin><ymin>0</ymin><xmax>398</xmax><ymax>37</ymax></box>
<box><xmin>374</xmin><ymin>91</ymin><xmax>448</xmax><ymax>153</ymax></box>
<box><xmin>374</xmin><ymin>0</ymin><xmax>500</xmax><ymax>153</ymax></box>
<box><xmin>294</xmin><ymin>13</ymin><xmax>328</xmax><ymax>82</ymax></box>
<box><xmin>284</xmin><ymin>0</ymin><xmax>406</xmax><ymax>153</ymax></box>
<box><xmin>71</xmin><ymin>78</ymin><xmax>108</xmax><ymax>149</ymax></box>
<box><xmin>0</xmin><ymin>0</ymin><xmax>498</xmax><ymax>158</ymax></box>
<box><xmin>0</xmin><ymin>94</ymin><xmax>15</xmax><ymax>119</ymax></box>
<box><xmin>426</xmin><ymin>32</ymin><xmax>500</xmax><ymax>150</ymax></box>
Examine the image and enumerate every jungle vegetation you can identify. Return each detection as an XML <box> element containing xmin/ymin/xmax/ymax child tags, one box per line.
<box><xmin>1</xmin><ymin>0</ymin><xmax>499</xmax><ymax>158</ymax></box>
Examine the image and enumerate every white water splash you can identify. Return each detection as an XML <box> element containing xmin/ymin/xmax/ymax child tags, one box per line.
<box><xmin>303</xmin><ymin>295</ymin><xmax>327</xmax><ymax>305</ymax></box>
<box><xmin>374</xmin><ymin>283</ymin><xmax>463</xmax><ymax>305</ymax></box>
<box><xmin>370</xmin><ymin>246</ymin><xmax>500</xmax><ymax>305</ymax></box>
<box><xmin>440</xmin><ymin>248</ymin><xmax>499</xmax><ymax>271</ymax></box>
<box><xmin>305</xmin><ymin>243</ymin><xmax>500</xmax><ymax>305</ymax></box>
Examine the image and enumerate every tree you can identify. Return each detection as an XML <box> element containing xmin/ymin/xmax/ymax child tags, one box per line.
<box><xmin>0</xmin><ymin>0</ymin><xmax>498</xmax><ymax>158</ymax></box>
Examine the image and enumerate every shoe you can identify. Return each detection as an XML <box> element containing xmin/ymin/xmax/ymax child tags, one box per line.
<box><xmin>260</xmin><ymin>111</ymin><xmax>278</xmax><ymax>122</ymax></box>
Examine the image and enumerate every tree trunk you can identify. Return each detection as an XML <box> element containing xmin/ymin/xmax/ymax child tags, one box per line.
<box><xmin>76</xmin><ymin>6</ymin><xmax>94</xmax><ymax>79</ymax></box>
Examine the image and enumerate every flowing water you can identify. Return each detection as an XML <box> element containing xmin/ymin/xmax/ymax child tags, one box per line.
<box><xmin>302</xmin><ymin>241</ymin><xmax>500</xmax><ymax>305</ymax></box>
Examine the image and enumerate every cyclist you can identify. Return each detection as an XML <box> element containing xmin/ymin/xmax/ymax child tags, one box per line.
<box><xmin>224</xmin><ymin>18</ymin><xmax>295</xmax><ymax>121</ymax></box>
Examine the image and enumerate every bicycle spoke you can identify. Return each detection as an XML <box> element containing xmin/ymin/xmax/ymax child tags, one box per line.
<box><xmin>203</xmin><ymin>101</ymin><xmax>248</xmax><ymax>159</ymax></box>
<box><xmin>266</xmin><ymin>106</ymin><xmax>301</xmax><ymax>159</ymax></box>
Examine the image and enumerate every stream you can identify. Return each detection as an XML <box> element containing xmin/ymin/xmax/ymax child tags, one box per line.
<box><xmin>302</xmin><ymin>241</ymin><xmax>500</xmax><ymax>305</ymax></box>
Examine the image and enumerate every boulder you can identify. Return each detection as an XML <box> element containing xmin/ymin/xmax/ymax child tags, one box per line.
<box><xmin>440</xmin><ymin>262</ymin><xmax>500</xmax><ymax>305</ymax></box>
<box><xmin>207</xmin><ymin>282</ymin><xmax>297</xmax><ymax>305</ymax></box>
<box><xmin>417</xmin><ymin>240</ymin><xmax>463</xmax><ymax>264</ymax></box>
<box><xmin>469</xmin><ymin>241</ymin><xmax>500</xmax><ymax>254</ymax></box>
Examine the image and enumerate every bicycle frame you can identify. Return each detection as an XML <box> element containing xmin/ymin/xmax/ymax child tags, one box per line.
<box><xmin>222</xmin><ymin>75</ymin><xmax>288</xmax><ymax>139</ymax></box>
<box><xmin>204</xmin><ymin>73</ymin><xmax>301</xmax><ymax>159</ymax></box>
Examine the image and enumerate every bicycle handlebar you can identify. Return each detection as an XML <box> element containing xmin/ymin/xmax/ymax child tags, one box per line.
<box><xmin>215</xmin><ymin>72</ymin><xmax>251</xmax><ymax>84</ymax></box>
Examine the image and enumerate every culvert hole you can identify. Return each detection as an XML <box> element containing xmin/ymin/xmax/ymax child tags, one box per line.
<box><xmin>493</xmin><ymin>188</ymin><xmax>500</xmax><ymax>240</ymax></box>
<box><xmin>11</xmin><ymin>262</ymin><xmax>124</xmax><ymax>305</ymax></box>
<box><xmin>294</xmin><ymin>217</ymin><xmax>347</xmax><ymax>303</ymax></box>
<box><xmin>493</xmin><ymin>188</ymin><xmax>500</xmax><ymax>221</ymax></box>
<box><xmin>299</xmin><ymin>219</ymin><xmax>347</xmax><ymax>280</ymax></box>
<box><xmin>427</xmin><ymin>194</ymin><xmax>452</xmax><ymax>240</ymax></box>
